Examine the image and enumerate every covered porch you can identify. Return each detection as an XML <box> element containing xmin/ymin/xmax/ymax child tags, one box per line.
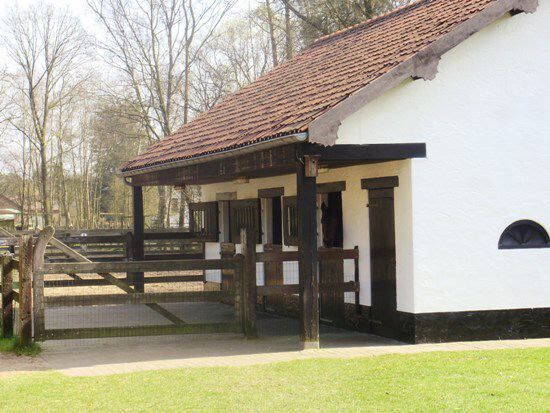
<box><xmin>124</xmin><ymin>142</ymin><xmax>426</xmax><ymax>347</ymax></box>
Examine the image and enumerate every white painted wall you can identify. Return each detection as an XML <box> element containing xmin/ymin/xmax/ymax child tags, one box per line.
<box><xmin>338</xmin><ymin>6</ymin><xmax>550</xmax><ymax>313</ymax></box>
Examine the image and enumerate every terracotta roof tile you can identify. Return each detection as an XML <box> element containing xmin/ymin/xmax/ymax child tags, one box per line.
<box><xmin>121</xmin><ymin>0</ymin><xmax>497</xmax><ymax>173</ymax></box>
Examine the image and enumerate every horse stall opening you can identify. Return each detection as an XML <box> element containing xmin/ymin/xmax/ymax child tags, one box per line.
<box><xmin>34</xmin><ymin>257</ymin><xmax>246</xmax><ymax>342</ymax></box>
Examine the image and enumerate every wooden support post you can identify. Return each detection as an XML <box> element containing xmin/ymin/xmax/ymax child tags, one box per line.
<box><xmin>1</xmin><ymin>255</ymin><xmax>15</xmax><ymax>338</ymax></box>
<box><xmin>124</xmin><ymin>231</ymin><xmax>134</xmax><ymax>286</ymax></box>
<box><xmin>297</xmin><ymin>153</ymin><xmax>320</xmax><ymax>349</ymax></box>
<box><xmin>18</xmin><ymin>236</ymin><xmax>33</xmax><ymax>346</ymax></box>
<box><xmin>132</xmin><ymin>186</ymin><xmax>145</xmax><ymax>292</ymax></box>
<box><xmin>32</xmin><ymin>227</ymin><xmax>55</xmax><ymax>342</ymax></box>
<box><xmin>354</xmin><ymin>246</ymin><xmax>361</xmax><ymax>316</ymax></box>
<box><xmin>241</xmin><ymin>228</ymin><xmax>257</xmax><ymax>338</ymax></box>
<box><xmin>233</xmin><ymin>253</ymin><xmax>245</xmax><ymax>332</ymax></box>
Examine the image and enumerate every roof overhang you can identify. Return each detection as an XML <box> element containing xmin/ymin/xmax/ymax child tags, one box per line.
<box><xmin>121</xmin><ymin>133</ymin><xmax>308</xmax><ymax>178</ymax></box>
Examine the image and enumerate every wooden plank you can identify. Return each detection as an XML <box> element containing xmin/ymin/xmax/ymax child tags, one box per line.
<box><xmin>256</xmin><ymin>250</ymin><xmax>299</xmax><ymax>262</ymax></box>
<box><xmin>256</xmin><ymin>249</ymin><xmax>358</xmax><ymax>262</ymax></box>
<box><xmin>1</xmin><ymin>256</ymin><xmax>14</xmax><ymax>337</ymax></box>
<box><xmin>41</xmin><ymin>259</ymin><xmax>235</xmax><ymax>274</ymax></box>
<box><xmin>318</xmin><ymin>248</ymin><xmax>358</xmax><ymax>261</ymax></box>
<box><xmin>44</xmin><ymin>275</ymin><xmax>205</xmax><ymax>288</ymax></box>
<box><xmin>44</xmin><ymin>290</ymin><xmax>231</xmax><ymax>308</ymax></box>
<box><xmin>317</xmin><ymin>181</ymin><xmax>346</xmax><ymax>194</ymax></box>
<box><xmin>258</xmin><ymin>187</ymin><xmax>285</xmax><ymax>198</ymax></box>
<box><xmin>258</xmin><ymin>284</ymin><xmax>299</xmax><ymax>296</ymax></box>
<box><xmin>361</xmin><ymin>176</ymin><xmax>399</xmax><ymax>190</ymax></box>
<box><xmin>43</xmin><ymin>322</ymin><xmax>241</xmax><ymax>340</ymax></box>
<box><xmin>263</xmin><ymin>244</ymin><xmax>284</xmax><ymax>312</ymax></box>
<box><xmin>302</xmin><ymin>143</ymin><xmax>427</xmax><ymax>161</ymax></box>
<box><xmin>258</xmin><ymin>282</ymin><xmax>358</xmax><ymax>296</ymax></box>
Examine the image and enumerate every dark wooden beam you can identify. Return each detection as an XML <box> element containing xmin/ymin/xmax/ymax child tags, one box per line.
<box><xmin>317</xmin><ymin>181</ymin><xmax>346</xmax><ymax>194</ymax></box>
<box><xmin>302</xmin><ymin>143</ymin><xmax>427</xmax><ymax>161</ymax></box>
<box><xmin>258</xmin><ymin>187</ymin><xmax>285</xmax><ymax>198</ymax></box>
<box><xmin>296</xmin><ymin>153</ymin><xmax>320</xmax><ymax>349</ymax></box>
<box><xmin>132</xmin><ymin>186</ymin><xmax>145</xmax><ymax>292</ymax></box>
<box><xmin>362</xmin><ymin>176</ymin><xmax>399</xmax><ymax>190</ymax></box>
<box><xmin>130</xmin><ymin>144</ymin><xmax>297</xmax><ymax>187</ymax></box>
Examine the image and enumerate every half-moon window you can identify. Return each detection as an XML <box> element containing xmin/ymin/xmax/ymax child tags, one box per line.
<box><xmin>499</xmin><ymin>220</ymin><xmax>550</xmax><ymax>249</ymax></box>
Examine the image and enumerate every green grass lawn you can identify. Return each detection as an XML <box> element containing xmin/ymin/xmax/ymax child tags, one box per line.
<box><xmin>0</xmin><ymin>348</ymin><xmax>548</xmax><ymax>412</ymax></box>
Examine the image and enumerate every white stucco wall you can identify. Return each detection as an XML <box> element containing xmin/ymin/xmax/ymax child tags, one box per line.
<box><xmin>337</xmin><ymin>5</ymin><xmax>550</xmax><ymax>313</ymax></box>
<box><xmin>201</xmin><ymin>161</ymin><xmax>414</xmax><ymax>310</ymax></box>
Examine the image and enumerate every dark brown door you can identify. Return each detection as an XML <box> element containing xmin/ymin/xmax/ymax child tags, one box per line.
<box><xmin>368</xmin><ymin>187</ymin><xmax>398</xmax><ymax>338</ymax></box>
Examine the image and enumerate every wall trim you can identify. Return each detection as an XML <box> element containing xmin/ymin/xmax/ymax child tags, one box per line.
<box><xmin>361</xmin><ymin>176</ymin><xmax>399</xmax><ymax>190</ymax></box>
<box><xmin>258</xmin><ymin>187</ymin><xmax>285</xmax><ymax>198</ymax></box>
<box><xmin>317</xmin><ymin>181</ymin><xmax>347</xmax><ymax>194</ymax></box>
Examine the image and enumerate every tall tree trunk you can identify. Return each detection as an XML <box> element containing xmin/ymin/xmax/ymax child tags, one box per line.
<box><xmin>284</xmin><ymin>2</ymin><xmax>293</xmax><ymax>60</ymax></box>
<box><xmin>266</xmin><ymin>0</ymin><xmax>279</xmax><ymax>67</ymax></box>
<box><xmin>39</xmin><ymin>139</ymin><xmax>51</xmax><ymax>227</ymax></box>
<box><xmin>157</xmin><ymin>185</ymin><xmax>167</xmax><ymax>228</ymax></box>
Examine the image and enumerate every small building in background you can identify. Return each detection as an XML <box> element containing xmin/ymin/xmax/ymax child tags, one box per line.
<box><xmin>0</xmin><ymin>195</ymin><xmax>22</xmax><ymax>231</ymax></box>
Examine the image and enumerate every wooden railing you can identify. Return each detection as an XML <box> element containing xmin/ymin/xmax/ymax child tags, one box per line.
<box><xmin>1</xmin><ymin>228</ymin><xmax>207</xmax><ymax>262</ymax></box>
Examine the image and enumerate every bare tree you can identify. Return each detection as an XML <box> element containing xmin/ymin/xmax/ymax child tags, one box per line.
<box><xmin>3</xmin><ymin>4</ymin><xmax>89</xmax><ymax>227</ymax></box>
<box><xmin>281</xmin><ymin>0</ymin><xmax>410</xmax><ymax>45</ymax></box>
<box><xmin>89</xmin><ymin>0</ymin><xmax>235</xmax><ymax>227</ymax></box>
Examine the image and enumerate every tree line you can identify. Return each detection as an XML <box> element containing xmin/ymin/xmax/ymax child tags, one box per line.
<box><xmin>0</xmin><ymin>0</ymin><xmax>409</xmax><ymax>230</ymax></box>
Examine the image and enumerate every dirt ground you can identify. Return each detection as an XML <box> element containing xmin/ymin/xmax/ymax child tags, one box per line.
<box><xmin>0</xmin><ymin>354</ymin><xmax>48</xmax><ymax>377</ymax></box>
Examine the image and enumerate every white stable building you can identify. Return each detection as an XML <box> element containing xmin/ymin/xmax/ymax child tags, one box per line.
<box><xmin>121</xmin><ymin>0</ymin><xmax>549</xmax><ymax>345</ymax></box>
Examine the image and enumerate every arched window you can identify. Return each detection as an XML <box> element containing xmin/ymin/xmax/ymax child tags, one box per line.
<box><xmin>499</xmin><ymin>220</ymin><xmax>550</xmax><ymax>249</ymax></box>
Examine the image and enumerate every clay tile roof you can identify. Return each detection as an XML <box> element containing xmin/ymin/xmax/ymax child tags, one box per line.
<box><xmin>121</xmin><ymin>0</ymin><xmax>498</xmax><ymax>174</ymax></box>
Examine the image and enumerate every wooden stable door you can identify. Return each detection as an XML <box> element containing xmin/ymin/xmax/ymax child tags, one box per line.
<box><xmin>367</xmin><ymin>182</ymin><xmax>398</xmax><ymax>338</ymax></box>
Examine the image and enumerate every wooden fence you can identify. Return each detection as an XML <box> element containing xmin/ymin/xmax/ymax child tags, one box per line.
<box><xmin>1</xmin><ymin>227</ymin><xmax>360</xmax><ymax>344</ymax></box>
<box><xmin>1</xmin><ymin>229</ymin><xmax>205</xmax><ymax>262</ymax></box>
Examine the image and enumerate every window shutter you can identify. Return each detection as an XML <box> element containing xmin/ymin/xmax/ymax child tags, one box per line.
<box><xmin>229</xmin><ymin>199</ymin><xmax>261</xmax><ymax>244</ymax></box>
<box><xmin>283</xmin><ymin>196</ymin><xmax>298</xmax><ymax>247</ymax></box>
<box><xmin>189</xmin><ymin>202</ymin><xmax>219</xmax><ymax>241</ymax></box>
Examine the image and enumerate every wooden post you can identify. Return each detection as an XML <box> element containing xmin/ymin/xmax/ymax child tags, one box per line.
<box><xmin>1</xmin><ymin>255</ymin><xmax>14</xmax><ymax>338</ymax></box>
<box><xmin>132</xmin><ymin>186</ymin><xmax>145</xmax><ymax>292</ymax></box>
<box><xmin>233</xmin><ymin>253</ymin><xmax>245</xmax><ymax>332</ymax></box>
<box><xmin>124</xmin><ymin>231</ymin><xmax>134</xmax><ymax>286</ymax></box>
<box><xmin>32</xmin><ymin>227</ymin><xmax>55</xmax><ymax>342</ymax></box>
<box><xmin>297</xmin><ymin>153</ymin><xmax>320</xmax><ymax>349</ymax></box>
<box><xmin>18</xmin><ymin>236</ymin><xmax>33</xmax><ymax>346</ymax></box>
<box><xmin>241</xmin><ymin>228</ymin><xmax>257</xmax><ymax>338</ymax></box>
<box><xmin>354</xmin><ymin>246</ymin><xmax>361</xmax><ymax>316</ymax></box>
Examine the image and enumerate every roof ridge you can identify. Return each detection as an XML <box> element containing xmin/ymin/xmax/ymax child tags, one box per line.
<box><xmin>311</xmin><ymin>0</ymin><xmax>430</xmax><ymax>46</ymax></box>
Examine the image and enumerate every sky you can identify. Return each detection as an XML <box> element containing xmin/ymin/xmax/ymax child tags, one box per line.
<box><xmin>0</xmin><ymin>0</ymin><xmax>254</xmax><ymax>70</ymax></box>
